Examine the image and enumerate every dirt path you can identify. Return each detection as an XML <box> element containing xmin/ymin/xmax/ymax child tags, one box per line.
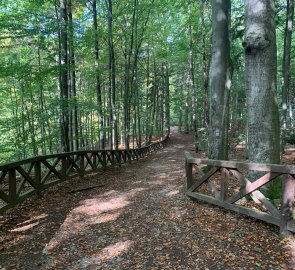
<box><xmin>0</xmin><ymin>130</ymin><xmax>291</xmax><ymax>269</ymax></box>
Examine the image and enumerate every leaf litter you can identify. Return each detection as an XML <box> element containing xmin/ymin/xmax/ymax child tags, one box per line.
<box><xmin>0</xmin><ymin>130</ymin><xmax>294</xmax><ymax>269</ymax></box>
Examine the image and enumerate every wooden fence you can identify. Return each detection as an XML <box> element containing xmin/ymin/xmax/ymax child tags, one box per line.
<box><xmin>0</xmin><ymin>137</ymin><xmax>170</xmax><ymax>214</ymax></box>
<box><xmin>185</xmin><ymin>151</ymin><xmax>295</xmax><ymax>237</ymax></box>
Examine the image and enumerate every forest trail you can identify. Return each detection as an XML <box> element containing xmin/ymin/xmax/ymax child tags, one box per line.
<box><xmin>0</xmin><ymin>129</ymin><xmax>291</xmax><ymax>269</ymax></box>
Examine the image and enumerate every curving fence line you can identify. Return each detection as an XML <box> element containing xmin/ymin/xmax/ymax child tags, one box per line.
<box><xmin>0</xmin><ymin>136</ymin><xmax>170</xmax><ymax>213</ymax></box>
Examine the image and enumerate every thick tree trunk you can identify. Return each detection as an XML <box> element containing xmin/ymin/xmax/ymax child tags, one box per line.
<box><xmin>208</xmin><ymin>0</ymin><xmax>230</xmax><ymax>160</ymax></box>
<box><xmin>243</xmin><ymin>0</ymin><xmax>280</xmax><ymax>165</ymax></box>
<box><xmin>281</xmin><ymin>0</ymin><xmax>294</xmax><ymax>152</ymax></box>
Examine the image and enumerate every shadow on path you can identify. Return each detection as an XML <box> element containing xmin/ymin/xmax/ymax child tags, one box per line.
<box><xmin>0</xmin><ymin>129</ymin><xmax>290</xmax><ymax>269</ymax></box>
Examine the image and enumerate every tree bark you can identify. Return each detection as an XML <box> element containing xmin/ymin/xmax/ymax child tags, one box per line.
<box><xmin>68</xmin><ymin>0</ymin><xmax>79</xmax><ymax>151</ymax></box>
<box><xmin>59</xmin><ymin>0</ymin><xmax>70</xmax><ymax>152</ymax></box>
<box><xmin>208</xmin><ymin>0</ymin><xmax>231</xmax><ymax>160</ymax></box>
<box><xmin>149</xmin><ymin>61</ymin><xmax>157</xmax><ymax>143</ymax></box>
<box><xmin>106</xmin><ymin>0</ymin><xmax>117</xmax><ymax>150</ymax></box>
<box><xmin>201</xmin><ymin>0</ymin><xmax>210</xmax><ymax>129</ymax></box>
<box><xmin>164</xmin><ymin>62</ymin><xmax>170</xmax><ymax>136</ymax></box>
<box><xmin>93</xmin><ymin>0</ymin><xmax>105</xmax><ymax>149</ymax></box>
<box><xmin>243</xmin><ymin>0</ymin><xmax>280</xmax><ymax>165</ymax></box>
<box><xmin>281</xmin><ymin>0</ymin><xmax>294</xmax><ymax>152</ymax></box>
<box><xmin>188</xmin><ymin>7</ymin><xmax>197</xmax><ymax>150</ymax></box>
<box><xmin>145</xmin><ymin>45</ymin><xmax>151</xmax><ymax>144</ymax></box>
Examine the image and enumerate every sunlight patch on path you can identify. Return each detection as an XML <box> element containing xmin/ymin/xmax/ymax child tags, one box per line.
<box><xmin>43</xmin><ymin>188</ymin><xmax>145</xmax><ymax>253</ymax></box>
<box><xmin>76</xmin><ymin>240</ymin><xmax>133</xmax><ymax>269</ymax></box>
<box><xmin>10</xmin><ymin>214</ymin><xmax>48</xmax><ymax>233</ymax></box>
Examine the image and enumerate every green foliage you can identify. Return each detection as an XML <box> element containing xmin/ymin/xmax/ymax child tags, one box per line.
<box><xmin>266</xmin><ymin>177</ymin><xmax>282</xmax><ymax>201</ymax></box>
<box><xmin>202</xmin><ymin>165</ymin><xmax>212</xmax><ymax>174</ymax></box>
<box><xmin>0</xmin><ymin>0</ymin><xmax>291</xmax><ymax>166</ymax></box>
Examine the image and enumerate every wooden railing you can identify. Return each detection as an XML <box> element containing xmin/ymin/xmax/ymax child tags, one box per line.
<box><xmin>0</xmin><ymin>137</ymin><xmax>170</xmax><ymax>214</ymax></box>
<box><xmin>185</xmin><ymin>151</ymin><xmax>295</xmax><ymax>237</ymax></box>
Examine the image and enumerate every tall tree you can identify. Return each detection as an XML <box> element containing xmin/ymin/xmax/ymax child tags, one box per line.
<box><xmin>208</xmin><ymin>0</ymin><xmax>231</xmax><ymax>160</ymax></box>
<box><xmin>106</xmin><ymin>0</ymin><xmax>117</xmax><ymax>150</ymax></box>
<box><xmin>59</xmin><ymin>0</ymin><xmax>70</xmax><ymax>152</ymax></box>
<box><xmin>243</xmin><ymin>0</ymin><xmax>280</xmax><ymax>165</ymax></box>
<box><xmin>68</xmin><ymin>0</ymin><xmax>79</xmax><ymax>151</ymax></box>
<box><xmin>281</xmin><ymin>0</ymin><xmax>294</xmax><ymax>152</ymax></box>
<box><xmin>164</xmin><ymin>62</ymin><xmax>170</xmax><ymax>136</ymax></box>
<box><xmin>201</xmin><ymin>0</ymin><xmax>210</xmax><ymax>129</ymax></box>
<box><xmin>188</xmin><ymin>4</ymin><xmax>197</xmax><ymax>150</ymax></box>
<box><xmin>93</xmin><ymin>0</ymin><xmax>105</xmax><ymax>149</ymax></box>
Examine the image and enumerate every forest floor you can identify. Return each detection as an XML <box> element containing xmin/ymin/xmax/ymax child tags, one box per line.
<box><xmin>0</xmin><ymin>128</ymin><xmax>294</xmax><ymax>270</ymax></box>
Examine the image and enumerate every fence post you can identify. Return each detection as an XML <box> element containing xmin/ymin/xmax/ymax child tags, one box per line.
<box><xmin>117</xmin><ymin>152</ymin><xmax>122</xmax><ymax>166</ymax></box>
<box><xmin>34</xmin><ymin>161</ymin><xmax>42</xmax><ymax>193</ymax></box>
<box><xmin>112</xmin><ymin>152</ymin><xmax>115</xmax><ymax>165</ymax></box>
<box><xmin>220</xmin><ymin>168</ymin><xmax>229</xmax><ymax>201</ymax></box>
<box><xmin>61</xmin><ymin>157</ymin><xmax>67</xmax><ymax>180</ymax></box>
<box><xmin>280</xmin><ymin>174</ymin><xmax>295</xmax><ymax>237</ymax></box>
<box><xmin>8</xmin><ymin>169</ymin><xmax>16</xmax><ymax>201</ymax></box>
<box><xmin>122</xmin><ymin>151</ymin><xmax>126</xmax><ymax>163</ymax></box>
<box><xmin>79</xmin><ymin>154</ymin><xmax>85</xmax><ymax>178</ymax></box>
<box><xmin>102</xmin><ymin>152</ymin><xmax>107</xmax><ymax>169</ymax></box>
<box><xmin>185</xmin><ymin>160</ymin><xmax>193</xmax><ymax>191</ymax></box>
<box><xmin>93</xmin><ymin>154</ymin><xmax>98</xmax><ymax>170</ymax></box>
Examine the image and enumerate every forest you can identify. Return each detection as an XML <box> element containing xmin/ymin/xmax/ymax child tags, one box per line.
<box><xmin>1</xmin><ymin>1</ymin><xmax>295</xmax><ymax>268</ymax></box>
<box><xmin>0</xmin><ymin>0</ymin><xmax>293</xmax><ymax>167</ymax></box>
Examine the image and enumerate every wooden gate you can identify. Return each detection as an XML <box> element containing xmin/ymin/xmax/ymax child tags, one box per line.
<box><xmin>185</xmin><ymin>151</ymin><xmax>295</xmax><ymax>236</ymax></box>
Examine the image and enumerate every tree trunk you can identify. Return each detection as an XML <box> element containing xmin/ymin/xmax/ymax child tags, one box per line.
<box><xmin>149</xmin><ymin>61</ymin><xmax>157</xmax><ymax>143</ymax></box>
<box><xmin>68</xmin><ymin>0</ymin><xmax>79</xmax><ymax>151</ymax></box>
<box><xmin>106</xmin><ymin>0</ymin><xmax>117</xmax><ymax>149</ymax></box>
<box><xmin>37</xmin><ymin>43</ymin><xmax>47</xmax><ymax>155</ymax></box>
<box><xmin>59</xmin><ymin>0</ymin><xmax>70</xmax><ymax>152</ymax></box>
<box><xmin>208</xmin><ymin>0</ymin><xmax>231</xmax><ymax>160</ymax></box>
<box><xmin>164</xmin><ymin>62</ymin><xmax>170</xmax><ymax>136</ymax></box>
<box><xmin>281</xmin><ymin>0</ymin><xmax>294</xmax><ymax>152</ymax></box>
<box><xmin>145</xmin><ymin>45</ymin><xmax>150</xmax><ymax>144</ymax></box>
<box><xmin>201</xmin><ymin>0</ymin><xmax>210</xmax><ymax>129</ymax></box>
<box><xmin>93</xmin><ymin>0</ymin><xmax>105</xmax><ymax>149</ymax></box>
<box><xmin>184</xmin><ymin>93</ymin><xmax>190</xmax><ymax>134</ymax></box>
<box><xmin>188</xmin><ymin>7</ymin><xmax>197</xmax><ymax>150</ymax></box>
<box><xmin>243</xmin><ymin>0</ymin><xmax>280</xmax><ymax>165</ymax></box>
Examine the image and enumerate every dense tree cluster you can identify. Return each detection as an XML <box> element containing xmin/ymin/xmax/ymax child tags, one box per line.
<box><xmin>0</xmin><ymin>0</ymin><xmax>174</xmax><ymax>161</ymax></box>
<box><xmin>0</xmin><ymin>0</ymin><xmax>294</xmax><ymax>168</ymax></box>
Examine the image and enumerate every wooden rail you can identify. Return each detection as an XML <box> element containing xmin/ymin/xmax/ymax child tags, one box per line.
<box><xmin>185</xmin><ymin>151</ymin><xmax>295</xmax><ymax>237</ymax></box>
<box><xmin>0</xmin><ymin>137</ymin><xmax>170</xmax><ymax>214</ymax></box>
